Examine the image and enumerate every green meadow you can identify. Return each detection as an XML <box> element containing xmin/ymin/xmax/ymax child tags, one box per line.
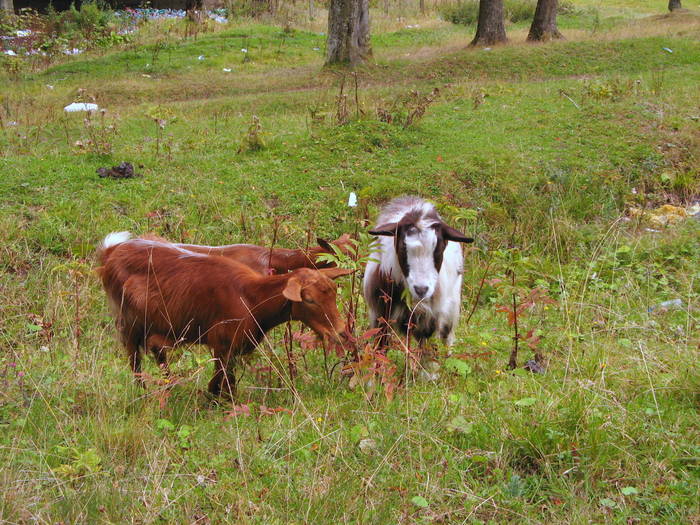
<box><xmin>1</xmin><ymin>2</ymin><xmax>698</xmax><ymax>522</ymax></box>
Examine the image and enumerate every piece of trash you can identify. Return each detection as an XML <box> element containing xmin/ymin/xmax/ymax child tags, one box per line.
<box><xmin>644</xmin><ymin>228</ymin><xmax>661</xmax><ymax>233</ymax></box>
<box><xmin>16</xmin><ymin>29</ymin><xmax>32</xmax><ymax>37</ymax></box>
<box><xmin>222</xmin><ymin>68</ymin><xmax>232</xmax><ymax>72</ymax></box>
<box><xmin>8</xmin><ymin>121</ymin><xmax>18</xmax><ymax>126</ymax></box>
<box><xmin>629</xmin><ymin>204</ymin><xmax>688</xmax><ymax>227</ymax></box>
<box><xmin>64</xmin><ymin>102</ymin><xmax>99</xmax><ymax>112</ymax></box>
<box><xmin>688</xmin><ymin>202</ymin><xmax>700</xmax><ymax>219</ymax></box>
<box><xmin>4</xmin><ymin>49</ymin><xmax>17</xmax><ymax>56</ymax></box>
<box><xmin>142</xmin><ymin>74</ymin><xmax>151</xmax><ymax>78</ymax></box>
<box><xmin>483</xmin><ymin>47</ymin><xmax>492</xmax><ymax>51</ymax></box>
<box><xmin>648</xmin><ymin>299</ymin><xmax>684</xmax><ymax>313</ymax></box>
<box><xmin>347</xmin><ymin>191</ymin><xmax>357</xmax><ymax>207</ymax></box>
<box><xmin>46</xmin><ymin>84</ymin><xmax>54</xmax><ymax>90</ymax></box>
<box><xmin>313</xmin><ymin>47</ymin><xmax>320</xmax><ymax>51</ymax></box>
<box><xmin>97</xmin><ymin>162</ymin><xmax>141</xmax><ymax>179</ymax></box>
<box><xmin>198</xmin><ymin>55</ymin><xmax>205</xmax><ymax>60</ymax></box>
<box><xmin>523</xmin><ymin>360</ymin><xmax>546</xmax><ymax>374</ymax></box>
<box><xmin>358</xmin><ymin>438</ymin><xmax>377</xmax><ymax>454</ymax></box>
<box><xmin>662</xmin><ymin>47</ymin><xmax>673</xmax><ymax>53</ymax></box>
<box><xmin>241</xmin><ymin>48</ymin><xmax>248</xmax><ymax>53</ymax></box>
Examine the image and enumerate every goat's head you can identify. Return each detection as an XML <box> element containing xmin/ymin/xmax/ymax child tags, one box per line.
<box><xmin>283</xmin><ymin>267</ymin><xmax>354</xmax><ymax>344</ymax></box>
<box><xmin>369</xmin><ymin>213</ymin><xmax>473</xmax><ymax>302</ymax></box>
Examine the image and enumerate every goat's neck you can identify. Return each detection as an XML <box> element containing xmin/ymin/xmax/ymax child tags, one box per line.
<box><xmin>240</xmin><ymin>273</ymin><xmax>294</xmax><ymax>332</ymax></box>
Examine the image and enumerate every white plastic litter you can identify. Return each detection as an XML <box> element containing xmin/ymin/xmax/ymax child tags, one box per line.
<box><xmin>198</xmin><ymin>55</ymin><xmax>205</xmax><ymax>60</ymax></box>
<box><xmin>347</xmin><ymin>192</ymin><xmax>357</xmax><ymax>207</ymax></box>
<box><xmin>662</xmin><ymin>47</ymin><xmax>673</xmax><ymax>53</ymax></box>
<box><xmin>241</xmin><ymin>48</ymin><xmax>248</xmax><ymax>53</ymax></box>
<box><xmin>648</xmin><ymin>299</ymin><xmax>684</xmax><ymax>313</ymax></box>
<box><xmin>4</xmin><ymin>49</ymin><xmax>17</xmax><ymax>56</ymax></box>
<box><xmin>222</xmin><ymin>68</ymin><xmax>232</xmax><ymax>72</ymax></box>
<box><xmin>64</xmin><ymin>103</ymin><xmax>99</xmax><ymax>113</ymax></box>
<box><xmin>16</xmin><ymin>29</ymin><xmax>32</xmax><ymax>37</ymax></box>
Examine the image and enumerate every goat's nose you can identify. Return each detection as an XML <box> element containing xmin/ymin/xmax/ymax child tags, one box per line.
<box><xmin>414</xmin><ymin>286</ymin><xmax>428</xmax><ymax>299</ymax></box>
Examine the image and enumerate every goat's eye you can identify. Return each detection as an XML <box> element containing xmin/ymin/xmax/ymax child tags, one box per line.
<box><xmin>304</xmin><ymin>296</ymin><xmax>316</xmax><ymax>305</ymax></box>
<box><xmin>406</xmin><ymin>226</ymin><xmax>418</xmax><ymax>235</ymax></box>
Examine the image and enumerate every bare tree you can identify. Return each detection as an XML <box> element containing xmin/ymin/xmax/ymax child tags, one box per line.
<box><xmin>471</xmin><ymin>0</ymin><xmax>507</xmax><ymax>46</ymax></box>
<box><xmin>668</xmin><ymin>0</ymin><xmax>682</xmax><ymax>10</ymax></box>
<box><xmin>326</xmin><ymin>0</ymin><xmax>372</xmax><ymax>66</ymax></box>
<box><xmin>527</xmin><ymin>0</ymin><xmax>563</xmax><ymax>41</ymax></box>
<box><xmin>0</xmin><ymin>0</ymin><xmax>14</xmax><ymax>13</ymax></box>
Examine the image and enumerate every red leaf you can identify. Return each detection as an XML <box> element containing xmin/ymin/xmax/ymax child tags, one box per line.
<box><xmin>224</xmin><ymin>404</ymin><xmax>251</xmax><ymax>419</ymax></box>
<box><xmin>259</xmin><ymin>405</ymin><xmax>292</xmax><ymax>416</ymax></box>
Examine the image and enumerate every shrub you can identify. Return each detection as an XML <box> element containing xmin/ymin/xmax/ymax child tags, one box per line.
<box><xmin>46</xmin><ymin>1</ymin><xmax>116</xmax><ymax>40</ymax></box>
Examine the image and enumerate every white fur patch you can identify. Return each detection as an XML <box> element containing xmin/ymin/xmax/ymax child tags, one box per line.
<box><xmin>102</xmin><ymin>231</ymin><xmax>131</xmax><ymax>249</ymax></box>
<box><xmin>404</xmin><ymin>227</ymin><xmax>439</xmax><ymax>299</ymax></box>
<box><xmin>129</xmin><ymin>238</ymin><xmax>206</xmax><ymax>258</ymax></box>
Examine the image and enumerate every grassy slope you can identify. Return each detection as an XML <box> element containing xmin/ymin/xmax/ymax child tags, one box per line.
<box><xmin>1</xmin><ymin>4</ymin><xmax>699</xmax><ymax>524</ymax></box>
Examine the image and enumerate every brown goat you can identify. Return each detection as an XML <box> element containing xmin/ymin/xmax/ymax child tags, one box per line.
<box><xmin>97</xmin><ymin>232</ymin><xmax>352</xmax><ymax>396</ymax></box>
<box><xmin>147</xmin><ymin>234</ymin><xmax>355</xmax><ymax>275</ymax></box>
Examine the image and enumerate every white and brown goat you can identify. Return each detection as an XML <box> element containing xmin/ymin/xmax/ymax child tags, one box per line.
<box><xmin>97</xmin><ymin>232</ymin><xmax>351</xmax><ymax>395</ymax></box>
<box><xmin>363</xmin><ymin>196</ymin><xmax>473</xmax><ymax>347</ymax></box>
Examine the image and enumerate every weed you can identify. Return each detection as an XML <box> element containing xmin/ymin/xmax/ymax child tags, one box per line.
<box><xmin>238</xmin><ymin>114</ymin><xmax>266</xmax><ymax>153</ymax></box>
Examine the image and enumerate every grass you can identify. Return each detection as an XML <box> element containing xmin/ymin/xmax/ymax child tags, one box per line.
<box><xmin>1</xmin><ymin>2</ymin><xmax>699</xmax><ymax>523</ymax></box>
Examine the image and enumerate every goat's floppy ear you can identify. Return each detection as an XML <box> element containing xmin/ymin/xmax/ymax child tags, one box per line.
<box><xmin>442</xmin><ymin>224</ymin><xmax>474</xmax><ymax>243</ymax></box>
<box><xmin>316</xmin><ymin>237</ymin><xmax>333</xmax><ymax>252</ymax></box>
<box><xmin>282</xmin><ymin>278</ymin><xmax>303</xmax><ymax>302</ymax></box>
<box><xmin>319</xmin><ymin>267</ymin><xmax>355</xmax><ymax>280</ymax></box>
<box><xmin>368</xmin><ymin>222</ymin><xmax>399</xmax><ymax>237</ymax></box>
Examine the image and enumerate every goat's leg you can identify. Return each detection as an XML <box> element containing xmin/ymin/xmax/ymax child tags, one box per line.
<box><xmin>146</xmin><ymin>334</ymin><xmax>173</xmax><ymax>374</ymax></box>
<box><xmin>124</xmin><ymin>337</ymin><xmax>145</xmax><ymax>386</ymax></box>
<box><xmin>208</xmin><ymin>357</ymin><xmax>226</xmax><ymax>396</ymax></box>
<box><xmin>208</xmin><ymin>347</ymin><xmax>237</xmax><ymax>398</ymax></box>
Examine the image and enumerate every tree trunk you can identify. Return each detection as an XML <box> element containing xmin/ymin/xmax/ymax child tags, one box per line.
<box><xmin>0</xmin><ymin>0</ymin><xmax>14</xmax><ymax>13</ymax></box>
<box><xmin>326</xmin><ymin>0</ymin><xmax>372</xmax><ymax>66</ymax></box>
<box><xmin>419</xmin><ymin>0</ymin><xmax>425</xmax><ymax>15</ymax></box>
<box><xmin>668</xmin><ymin>0</ymin><xmax>681</xmax><ymax>10</ymax></box>
<box><xmin>470</xmin><ymin>0</ymin><xmax>507</xmax><ymax>46</ymax></box>
<box><xmin>527</xmin><ymin>0</ymin><xmax>563</xmax><ymax>41</ymax></box>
